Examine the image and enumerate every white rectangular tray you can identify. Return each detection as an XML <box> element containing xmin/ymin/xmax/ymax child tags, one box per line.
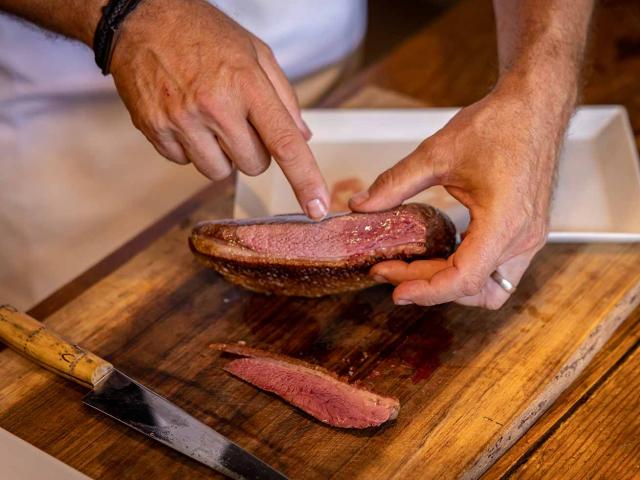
<box><xmin>0</xmin><ymin>427</ymin><xmax>89</xmax><ymax>480</ymax></box>
<box><xmin>235</xmin><ymin>107</ymin><xmax>640</xmax><ymax>242</ymax></box>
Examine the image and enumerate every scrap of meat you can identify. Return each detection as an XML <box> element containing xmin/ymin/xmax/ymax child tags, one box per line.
<box><xmin>211</xmin><ymin>343</ymin><xmax>400</xmax><ymax>429</ymax></box>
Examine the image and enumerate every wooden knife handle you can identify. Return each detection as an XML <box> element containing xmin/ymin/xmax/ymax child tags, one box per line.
<box><xmin>0</xmin><ymin>305</ymin><xmax>113</xmax><ymax>389</ymax></box>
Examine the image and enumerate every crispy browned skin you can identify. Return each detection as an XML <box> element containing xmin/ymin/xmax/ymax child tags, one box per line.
<box><xmin>189</xmin><ymin>203</ymin><xmax>456</xmax><ymax>297</ymax></box>
<box><xmin>210</xmin><ymin>342</ymin><xmax>351</xmax><ymax>379</ymax></box>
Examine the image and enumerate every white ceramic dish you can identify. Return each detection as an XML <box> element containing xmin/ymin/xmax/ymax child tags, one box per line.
<box><xmin>235</xmin><ymin>107</ymin><xmax>640</xmax><ymax>242</ymax></box>
<box><xmin>0</xmin><ymin>427</ymin><xmax>89</xmax><ymax>480</ymax></box>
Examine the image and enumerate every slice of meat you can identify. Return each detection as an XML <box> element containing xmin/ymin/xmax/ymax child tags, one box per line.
<box><xmin>211</xmin><ymin>343</ymin><xmax>400</xmax><ymax>429</ymax></box>
<box><xmin>189</xmin><ymin>203</ymin><xmax>456</xmax><ymax>297</ymax></box>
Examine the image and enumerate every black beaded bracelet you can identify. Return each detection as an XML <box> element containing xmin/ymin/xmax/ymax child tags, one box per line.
<box><xmin>93</xmin><ymin>0</ymin><xmax>145</xmax><ymax>75</ymax></box>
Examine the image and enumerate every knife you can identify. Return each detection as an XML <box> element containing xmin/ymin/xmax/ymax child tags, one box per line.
<box><xmin>0</xmin><ymin>305</ymin><xmax>287</xmax><ymax>480</ymax></box>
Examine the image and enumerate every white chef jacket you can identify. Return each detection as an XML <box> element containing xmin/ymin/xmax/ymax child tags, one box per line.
<box><xmin>0</xmin><ymin>1</ymin><xmax>367</xmax><ymax>309</ymax></box>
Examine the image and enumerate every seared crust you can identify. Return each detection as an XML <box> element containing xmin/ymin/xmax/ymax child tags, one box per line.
<box><xmin>189</xmin><ymin>203</ymin><xmax>456</xmax><ymax>297</ymax></box>
<box><xmin>210</xmin><ymin>342</ymin><xmax>352</xmax><ymax>380</ymax></box>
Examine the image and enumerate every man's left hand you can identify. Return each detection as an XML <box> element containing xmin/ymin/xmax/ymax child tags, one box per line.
<box><xmin>350</xmin><ymin>81</ymin><xmax>566</xmax><ymax>309</ymax></box>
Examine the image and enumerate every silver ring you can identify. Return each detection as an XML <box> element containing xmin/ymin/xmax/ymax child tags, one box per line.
<box><xmin>491</xmin><ymin>271</ymin><xmax>516</xmax><ymax>294</ymax></box>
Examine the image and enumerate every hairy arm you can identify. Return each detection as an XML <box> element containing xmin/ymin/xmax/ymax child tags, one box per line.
<box><xmin>352</xmin><ymin>0</ymin><xmax>596</xmax><ymax>309</ymax></box>
<box><xmin>494</xmin><ymin>0</ymin><xmax>594</xmax><ymax>142</ymax></box>
<box><xmin>0</xmin><ymin>0</ymin><xmax>105</xmax><ymax>45</ymax></box>
<box><xmin>0</xmin><ymin>0</ymin><xmax>329</xmax><ymax>220</ymax></box>
<box><xmin>495</xmin><ymin>0</ymin><xmax>593</xmax><ymax>78</ymax></box>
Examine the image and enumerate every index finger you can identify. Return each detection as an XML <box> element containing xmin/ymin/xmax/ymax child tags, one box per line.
<box><xmin>247</xmin><ymin>80</ymin><xmax>328</xmax><ymax>219</ymax></box>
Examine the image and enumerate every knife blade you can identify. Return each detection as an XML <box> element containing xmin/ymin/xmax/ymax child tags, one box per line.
<box><xmin>0</xmin><ymin>305</ymin><xmax>286</xmax><ymax>480</ymax></box>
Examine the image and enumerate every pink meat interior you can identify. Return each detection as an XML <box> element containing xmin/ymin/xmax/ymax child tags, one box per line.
<box><xmin>225</xmin><ymin>357</ymin><xmax>399</xmax><ymax>428</ymax></box>
<box><xmin>231</xmin><ymin>210</ymin><xmax>426</xmax><ymax>259</ymax></box>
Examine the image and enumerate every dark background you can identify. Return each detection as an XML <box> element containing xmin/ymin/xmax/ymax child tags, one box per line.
<box><xmin>364</xmin><ymin>0</ymin><xmax>460</xmax><ymax>65</ymax></box>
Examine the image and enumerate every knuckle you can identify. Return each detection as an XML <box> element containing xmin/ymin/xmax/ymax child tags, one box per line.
<box><xmin>524</xmin><ymin>235</ymin><xmax>544</xmax><ymax>253</ymax></box>
<box><xmin>194</xmin><ymin>90</ymin><xmax>224</xmax><ymax>116</ymax></box>
<box><xmin>141</xmin><ymin>122</ymin><xmax>171</xmax><ymax>148</ymax></box>
<box><xmin>270</xmin><ymin>131</ymin><xmax>302</xmax><ymax>162</ymax></box>
<box><xmin>130</xmin><ymin>114</ymin><xmax>145</xmax><ymax>132</ymax></box>
<box><xmin>221</xmin><ymin>62</ymin><xmax>258</xmax><ymax>91</ymax></box>
<box><xmin>209</xmin><ymin>170</ymin><xmax>230</xmax><ymax>181</ymax></box>
<box><xmin>460</xmin><ymin>272</ymin><xmax>485</xmax><ymax>297</ymax></box>
<box><xmin>195</xmin><ymin>67</ymin><xmax>257</xmax><ymax>114</ymax></box>
<box><xmin>522</xmin><ymin>223</ymin><xmax>548</xmax><ymax>252</ymax></box>
<box><xmin>171</xmin><ymin>156</ymin><xmax>190</xmax><ymax>166</ymax></box>
<box><xmin>166</xmin><ymin>107</ymin><xmax>192</xmax><ymax>130</ymax></box>
<box><xmin>153</xmin><ymin>141</ymin><xmax>181</xmax><ymax>163</ymax></box>
<box><xmin>131</xmin><ymin>114</ymin><xmax>189</xmax><ymax>165</ymax></box>
<box><xmin>200</xmin><ymin>162</ymin><xmax>232</xmax><ymax>181</ymax></box>
<box><xmin>374</xmin><ymin>169</ymin><xmax>399</xmax><ymax>191</ymax></box>
<box><xmin>194</xmin><ymin>85</ymin><xmax>241</xmax><ymax>120</ymax></box>
<box><xmin>484</xmin><ymin>297</ymin><xmax>505</xmax><ymax>310</ymax></box>
<box><xmin>254</xmin><ymin>40</ymin><xmax>275</xmax><ymax>60</ymax></box>
<box><xmin>413</xmin><ymin>298</ymin><xmax>434</xmax><ymax>307</ymax></box>
<box><xmin>166</xmin><ymin>154</ymin><xmax>188</xmax><ymax>165</ymax></box>
<box><xmin>134</xmin><ymin>114</ymin><xmax>165</xmax><ymax>138</ymax></box>
<box><xmin>535</xmin><ymin>223</ymin><xmax>549</xmax><ymax>249</ymax></box>
<box><xmin>240</xmin><ymin>161</ymin><xmax>269</xmax><ymax>177</ymax></box>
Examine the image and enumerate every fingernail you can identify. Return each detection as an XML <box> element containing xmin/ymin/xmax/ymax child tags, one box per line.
<box><xmin>350</xmin><ymin>190</ymin><xmax>369</xmax><ymax>206</ymax></box>
<box><xmin>306</xmin><ymin>198</ymin><xmax>327</xmax><ymax>220</ymax></box>
<box><xmin>372</xmin><ymin>274</ymin><xmax>388</xmax><ymax>283</ymax></box>
<box><xmin>395</xmin><ymin>299</ymin><xmax>413</xmax><ymax>306</ymax></box>
<box><xmin>302</xmin><ymin>119</ymin><xmax>313</xmax><ymax>140</ymax></box>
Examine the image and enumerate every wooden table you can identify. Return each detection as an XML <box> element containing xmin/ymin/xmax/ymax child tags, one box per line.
<box><xmin>2</xmin><ymin>0</ymin><xmax>639</xmax><ymax>479</ymax></box>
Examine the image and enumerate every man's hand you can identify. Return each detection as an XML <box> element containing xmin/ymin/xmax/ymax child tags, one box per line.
<box><xmin>0</xmin><ymin>0</ymin><xmax>329</xmax><ymax>219</ymax></box>
<box><xmin>350</xmin><ymin>0</ymin><xmax>595</xmax><ymax>309</ymax></box>
<box><xmin>351</xmin><ymin>83</ymin><xmax>555</xmax><ymax>309</ymax></box>
<box><xmin>111</xmin><ymin>0</ymin><xmax>328</xmax><ymax>218</ymax></box>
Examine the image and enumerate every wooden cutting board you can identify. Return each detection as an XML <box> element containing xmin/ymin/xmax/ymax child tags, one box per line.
<box><xmin>3</xmin><ymin>0</ymin><xmax>639</xmax><ymax>476</ymax></box>
<box><xmin>1</xmin><ymin>128</ymin><xmax>639</xmax><ymax>479</ymax></box>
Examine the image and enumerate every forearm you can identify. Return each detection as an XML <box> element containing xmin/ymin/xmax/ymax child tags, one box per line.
<box><xmin>0</xmin><ymin>0</ymin><xmax>105</xmax><ymax>45</ymax></box>
<box><xmin>493</xmin><ymin>0</ymin><xmax>595</xmax><ymax>119</ymax></box>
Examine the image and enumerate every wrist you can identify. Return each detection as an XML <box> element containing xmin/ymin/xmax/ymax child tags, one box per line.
<box><xmin>494</xmin><ymin>31</ymin><xmax>586</xmax><ymax>127</ymax></box>
<box><xmin>78</xmin><ymin>0</ymin><xmax>110</xmax><ymax>46</ymax></box>
<box><xmin>94</xmin><ymin>0</ymin><xmax>156</xmax><ymax>75</ymax></box>
<box><xmin>494</xmin><ymin>66</ymin><xmax>579</xmax><ymax>128</ymax></box>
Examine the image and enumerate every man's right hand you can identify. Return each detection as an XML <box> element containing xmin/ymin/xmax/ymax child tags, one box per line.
<box><xmin>110</xmin><ymin>0</ymin><xmax>329</xmax><ymax>219</ymax></box>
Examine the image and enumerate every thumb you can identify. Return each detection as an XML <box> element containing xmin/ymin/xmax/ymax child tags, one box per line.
<box><xmin>349</xmin><ymin>146</ymin><xmax>439</xmax><ymax>212</ymax></box>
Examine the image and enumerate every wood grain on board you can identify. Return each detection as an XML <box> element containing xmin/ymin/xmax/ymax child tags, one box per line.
<box><xmin>1</xmin><ymin>115</ymin><xmax>639</xmax><ymax>479</ymax></box>
<box><xmin>1</xmin><ymin>0</ymin><xmax>640</xmax><ymax>479</ymax></box>
<box><xmin>484</xmin><ymin>310</ymin><xmax>640</xmax><ymax>479</ymax></box>
<box><xmin>507</xmin><ymin>339</ymin><xmax>640</xmax><ymax>480</ymax></box>
<box><xmin>1</xmin><ymin>192</ymin><xmax>639</xmax><ymax>479</ymax></box>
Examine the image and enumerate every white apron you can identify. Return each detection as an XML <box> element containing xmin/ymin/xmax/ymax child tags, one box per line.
<box><xmin>0</xmin><ymin>1</ymin><xmax>367</xmax><ymax>309</ymax></box>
